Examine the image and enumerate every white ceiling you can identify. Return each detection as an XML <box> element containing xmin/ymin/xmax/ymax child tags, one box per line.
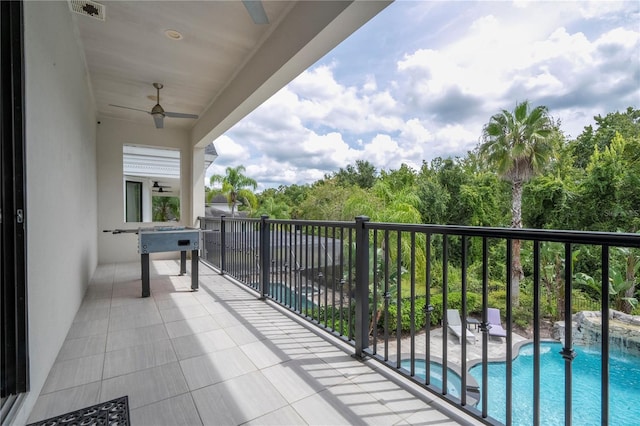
<box><xmin>72</xmin><ymin>0</ymin><xmax>293</xmax><ymax>130</ymax></box>
<box><xmin>70</xmin><ymin>0</ymin><xmax>392</xmax><ymax>142</ymax></box>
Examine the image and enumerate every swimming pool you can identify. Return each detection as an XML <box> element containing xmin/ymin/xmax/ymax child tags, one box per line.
<box><xmin>469</xmin><ymin>341</ymin><xmax>640</xmax><ymax>425</ymax></box>
<box><xmin>400</xmin><ymin>359</ymin><xmax>465</xmax><ymax>399</ymax></box>
<box><xmin>269</xmin><ymin>282</ymin><xmax>317</xmax><ymax>311</ymax></box>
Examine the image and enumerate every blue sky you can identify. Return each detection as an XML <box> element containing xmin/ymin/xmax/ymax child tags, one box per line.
<box><xmin>208</xmin><ymin>0</ymin><xmax>640</xmax><ymax>190</ymax></box>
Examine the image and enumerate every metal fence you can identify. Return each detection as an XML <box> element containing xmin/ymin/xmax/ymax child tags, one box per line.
<box><xmin>199</xmin><ymin>215</ymin><xmax>640</xmax><ymax>425</ymax></box>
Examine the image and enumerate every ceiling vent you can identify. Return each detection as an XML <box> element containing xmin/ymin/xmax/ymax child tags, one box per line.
<box><xmin>69</xmin><ymin>0</ymin><xmax>106</xmax><ymax>21</ymax></box>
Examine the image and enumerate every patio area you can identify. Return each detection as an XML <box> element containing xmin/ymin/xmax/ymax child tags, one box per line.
<box><xmin>383</xmin><ymin>322</ymin><xmax>528</xmax><ymax>368</ymax></box>
<box><xmin>27</xmin><ymin>260</ymin><xmax>477</xmax><ymax>425</ymax></box>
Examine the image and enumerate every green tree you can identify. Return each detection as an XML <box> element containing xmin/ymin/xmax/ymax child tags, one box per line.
<box><xmin>152</xmin><ymin>196</ymin><xmax>180</xmax><ymax>221</ymax></box>
<box><xmin>253</xmin><ymin>196</ymin><xmax>290</xmax><ymax>219</ymax></box>
<box><xmin>479</xmin><ymin>101</ymin><xmax>555</xmax><ymax>305</ymax></box>
<box><xmin>209</xmin><ymin>165</ymin><xmax>258</xmax><ymax>216</ymax></box>
<box><xmin>574</xmin><ymin>133</ymin><xmax>640</xmax><ymax>232</ymax></box>
<box><xmin>333</xmin><ymin>160</ymin><xmax>378</xmax><ymax>189</ymax></box>
<box><xmin>570</xmin><ymin>107</ymin><xmax>640</xmax><ymax>169</ymax></box>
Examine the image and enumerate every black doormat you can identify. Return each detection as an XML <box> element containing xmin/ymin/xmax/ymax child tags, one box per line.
<box><xmin>27</xmin><ymin>395</ymin><xmax>129</xmax><ymax>426</ymax></box>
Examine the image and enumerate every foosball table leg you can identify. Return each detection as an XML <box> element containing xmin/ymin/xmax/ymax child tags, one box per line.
<box><xmin>180</xmin><ymin>251</ymin><xmax>187</xmax><ymax>275</ymax></box>
<box><xmin>191</xmin><ymin>249</ymin><xmax>199</xmax><ymax>292</ymax></box>
<box><xmin>141</xmin><ymin>253</ymin><xmax>150</xmax><ymax>297</ymax></box>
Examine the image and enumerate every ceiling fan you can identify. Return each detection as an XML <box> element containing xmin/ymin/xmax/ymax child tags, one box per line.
<box><xmin>152</xmin><ymin>181</ymin><xmax>170</xmax><ymax>189</ymax></box>
<box><xmin>242</xmin><ymin>0</ymin><xmax>269</xmax><ymax>24</ymax></box>
<box><xmin>109</xmin><ymin>83</ymin><xmax>199</xmax><ymax>129</ymax></box>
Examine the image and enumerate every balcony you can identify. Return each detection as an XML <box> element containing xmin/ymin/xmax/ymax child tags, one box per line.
<box><xmin>196</xmin><ymin>216</ymin><xmax>640</xmax><ymax>425</ymax></box>
<box><xmin>22</xmin><ymin>216</ymin><xmax>640</xmax><ymax>425</ymax></box>
<box><xmin>27</xmin><ymin>260</ymin><xmax>469</xmax><ymax>425</ymax></box>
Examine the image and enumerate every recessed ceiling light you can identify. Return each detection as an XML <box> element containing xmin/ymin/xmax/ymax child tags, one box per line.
<box><xmin>164</xmin><ymin>29</ymin><xmax>183</xmax><ymax>40</ymax></box>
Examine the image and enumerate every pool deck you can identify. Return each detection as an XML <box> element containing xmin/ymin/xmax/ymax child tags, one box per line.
<box><xmin>383</xmin><ymin>323</ymin><xmax>529</xmax><ymax>367</ymax></box>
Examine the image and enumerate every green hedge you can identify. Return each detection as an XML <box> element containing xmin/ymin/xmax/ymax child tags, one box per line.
<box><xmin>429</xmin><ymin>291</ymin><xmax>482</xmax><ymax>326</ymax></box>
<box><xmin>378</xmin><ymin>291</ymin><xmax>482</xmax><ymax>333</ymax></box>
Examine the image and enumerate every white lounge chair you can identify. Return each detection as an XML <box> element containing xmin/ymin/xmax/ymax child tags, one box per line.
<box><xmin>446</xmin><ymin>309</ymin><xmax>476</xmax><ymax>344</ymax></box>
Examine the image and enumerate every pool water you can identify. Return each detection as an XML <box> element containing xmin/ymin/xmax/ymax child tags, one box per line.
<box><xmin>469</xmin><ymin>342</ymin><xmax>640</xmax><ymax>425</ymax></box>
<box><xmin>400</xmin><ymin>360</ymin><xmax>464</xmax><ymax>398</ymax></box>
<box><xmin>269</xmin><ymin>282</ymin><xmax>317</xmax><ymax>311</ymax></box>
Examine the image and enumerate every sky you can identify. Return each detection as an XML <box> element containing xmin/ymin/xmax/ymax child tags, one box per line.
<box><xmin>207</xmin><ymin>0</ymin><xmax>640</xmax><ymax>191</ymax></box>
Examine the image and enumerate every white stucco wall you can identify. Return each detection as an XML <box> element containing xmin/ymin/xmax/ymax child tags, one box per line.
<box><xmin>96</xmin><ymin>118</ymin><xmax>192</xmax><ymax>263</ymax></box>
<box><xmin>16</xmin><ymin>2</ymin><xmax>99</xmax><ymax>424</ymax></box>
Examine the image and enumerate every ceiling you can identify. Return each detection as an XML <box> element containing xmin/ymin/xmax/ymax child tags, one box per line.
<box><xmin>73</xmin><ymin>0</ymin><xmax>293</xmax><ymax>130</ymax></box>
<box><xmin>69</xmin><ymin>0</ymin><xmax>393</xmax><ymax>143</ymax></box>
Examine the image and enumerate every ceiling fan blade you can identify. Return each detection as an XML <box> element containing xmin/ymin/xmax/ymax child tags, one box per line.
<box><xmin>164</xmin><ymin>111</ymin><xmax>199</xmax><ymax>119</ymax></box>
<box><xmin>109</xmin><ymin>104</ymin><xmax>150</xmax><ymax>114</ymax></box>
<box><xmin>153</xmin><ymin>114</ymin><xmax>164</xmax><ymax>129</ymax></box>
<box><xmin>242</xmin><ymin>0</ymin><xmax>269</xmax><ymax>24</ymax></box>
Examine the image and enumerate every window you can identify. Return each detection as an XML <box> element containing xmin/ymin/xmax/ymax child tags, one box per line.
<box><xmin>123</xmin><ymin>145</ymin><xmax>181</xmax><ymax>223</ymax></box>
<box><xmin>125</xmin><ymin>181</ymin><xmax>142</xmax><ymax>222</ymax></box>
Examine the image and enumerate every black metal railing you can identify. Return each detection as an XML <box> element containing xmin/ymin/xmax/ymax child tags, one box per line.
<box><xmin>199</xmin><ymin>215</ymin><xmax>640</xmax><ymax>425</ymax></box>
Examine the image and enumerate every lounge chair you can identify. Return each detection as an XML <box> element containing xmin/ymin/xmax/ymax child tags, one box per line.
<box><xmin>446</xmin><ymin>309</ymin><xmax>476</xmax><ymax>344</ymax></box>
<box><xmin>487</xmin><ymin>308</ymin><xmax>507</xmax><ymax>339</ymax></box>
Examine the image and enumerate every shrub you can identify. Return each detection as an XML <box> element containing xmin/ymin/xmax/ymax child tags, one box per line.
<box><xmin>383</xmin><ymin>297</ymin><xmax>428</xmax><ymax>333</ymax></box>
<box><xmin>488</xmin><ymin>289</ymin><xmax>534</xmax><ymax>329</ymax></box>
<box><xmin>429</xmin><ymin>291</ymin><xmax>482</xmax><ymax>326</ymax></box>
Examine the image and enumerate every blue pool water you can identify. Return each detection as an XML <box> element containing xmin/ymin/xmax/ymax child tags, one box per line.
<box><xmin>400</xmin><ymin>359</ymin><xmax>464</xmax><ymax>398</ymax></box>
<box><xmin>469</xmin><ymin>342</ymin><xmax>640</xmax><ymax>425</ymax></box>
<box><xmin>269</xmin><ymin>282</ymin><xmax>317</xmax><ymax>311</ymax></box>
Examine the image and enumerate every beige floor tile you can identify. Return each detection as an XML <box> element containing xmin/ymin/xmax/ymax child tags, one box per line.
<box><xmin>156</xmin><ymin>295</ymin><xmax>202</xmax><ymax>310</ymax></box>
<box><xmin>109</xmin><ymin>299</ymin><xmax>159</xmax><ymax>318</ymax></box>
<box><xmin>31</xmin><ymin>260</ymin><xmax>461</xmax><ymax>426</ymax></box>
<box><xmin>240</xmin><ymin>340</ymin><xmax>288</xmax><ymax>369</ymax></box>
<box><xmin>192</xmin><ymin>371</ymin><xmax>288</xmax><ymax>425</ymax></box>
<box><xmin>108</xmin><ymin>309</ymin><xmax>163</xmax><ymax>332</ymax></box>
<box><xmin>159</xmin><ymin>303</ymin><xmax>209</xmax><ymax>323</ymax></box>
<box><xmin>322</xmin><ymin>380</ymin><xmax>403</xmax><ymax>424</ymax></box>
<box><xmin>41</xmin><ymin>354</ymin><xmax>104</xmax><ymax>394</ymax></box>
<box><xmin>56</xmin><ymin>334</ymin><xmax>107</xmax><ymax>362</ymax></box>
<box><xmin>400</xmin><ymin>407</ymin><xmax>464</xmax><ymax>425</ymax></box>
<box><xmin>261</xmin><ymin>358</ymin><xmax>327</xmax><ymax>403</ymax></box>
<box><xmin>103</xmin><ymin>339</ymin><xmax>177</xmax><ymax>378</ymax></box>
<box><xmin>74</xmin><ymin>305</ymin><xmax>111</xmax><ymax>322</ymax></box>
<box><xmin>164</xmin><ymin>315</ymin><xmax>220</xmax><ymax>339</ymax></box>
<box><xmin>100</xmin><ymin>362</ymin><xmax>189</xmax><ymax>409</ymax></box>
<box><xmin>171</xmin><ymin>328</ymin><xmax>236</xmax><ymax>360</ymax></box>
<box><xmin>130</xmin><ymin>393</ymin><xmax>203</xmax><ymax>426</ymax></box>
<box><xmin>66</xmin><ymin>318</ymin><xmax>109</xmax><ymax>340</ymax></box>
<box><xmin>27</xmin><ymin>382</ymin><xmax>101</xmax><ymax>423</ymax></box>
<box><xmin>180</xmin><ymin>346</ymin><xmax>257</xmax><ymax>390</ymax></box>
<box><xmin>225</xmin><ymin>323</ymin><xmax>263</xmax><ymax>346</ymax></box>
<box><xmin>291</xmin><ymin>390</ymin><xmax>363</xmax><ymax>425</ymax></box>
<box><xmin>106</xmin><ymin>323</ymin><xmax>169</xmax><ymax>352</ymax></box>
<box><xmin>83</xmin><ymin>284</ymin><xmax>113</xmax><ymax>300</ymax></box>
<box><xmin>243</xmin><ymin>405</ymin><xmax>307</xmax><ymax>425</ymax></box>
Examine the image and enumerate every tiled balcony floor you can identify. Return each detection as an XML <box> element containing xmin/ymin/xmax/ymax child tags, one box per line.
<box><xmin>28</xmin><ymin>260</ymin><xmax>474</xmax><ymax>425</ymax></box>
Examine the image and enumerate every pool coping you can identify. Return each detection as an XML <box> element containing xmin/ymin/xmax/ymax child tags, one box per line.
<box><xmin>466</xmin><ymin>338</ymin><xmax>560</xmax><ymax>372</ymax></box>
<box><xmin>388</xmin><ymin>352</ymin><xmax>481</xmax><ymax>406</ymax></box>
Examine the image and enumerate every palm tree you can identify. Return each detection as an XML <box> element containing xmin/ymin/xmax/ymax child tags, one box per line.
<box><xmin>152</xmin><ymin>196</ymin><xmax>180</xmax><ymax>222</ymax></box>
<box><xmin>480</xmin><ymin>101</ymin><xmax>555</xmax><ymax>305</ymax></box>
<box><xmin>209</xmin><ymin>165</ymin><xmax>258</xmax><ymax>216</ymax></box>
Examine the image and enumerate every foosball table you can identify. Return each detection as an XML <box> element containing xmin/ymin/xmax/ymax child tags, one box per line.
<box><xmin>105</xmin><ymin>226</ymin><xmax>201</xmax><ymax>297</ymax></box>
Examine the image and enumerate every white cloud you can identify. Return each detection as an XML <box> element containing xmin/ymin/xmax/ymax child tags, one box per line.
<box><xmin>212</xmin><ymin>1</ymin><xmax>639</xmax><ymax>189</ymax></box>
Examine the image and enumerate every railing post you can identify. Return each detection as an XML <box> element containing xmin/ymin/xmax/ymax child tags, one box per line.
<box><xmin>561</xmin><ymin>243</ymin><xmax>576</xmax><ymax>426</ymax></box>
<box><xmin>355</xmin><ymin>216</ymin><xmax>370</xmax><ymax>359</ymax></box>
<box><xmin>220</xmin><ymin>215</ymin><xmax>226</xmax><ymax>275</ymax></box>
<box><xmin>259</xmin><ymin>214</ymin><xmax>270</xmax><ymax>300</ymax></box>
